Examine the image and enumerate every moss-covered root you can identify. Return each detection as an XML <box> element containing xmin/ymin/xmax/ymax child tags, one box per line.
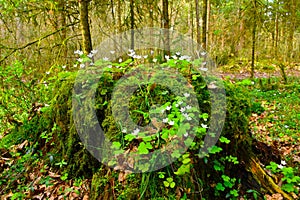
<box><xmin>247</xmin><ymin>157</ymin><xmax>293</xmax><ymax>200</ymax></box>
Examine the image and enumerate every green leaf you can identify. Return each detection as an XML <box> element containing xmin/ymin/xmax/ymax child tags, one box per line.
<box><xmin>170</xmin><ymin>182</ymin><xmax>176</xmax><ymax>188</ymax></box>
<box><xmin>182</xmin><ymin>153</ymin><xmax>190</xmax><ymax>159</ymax></box>
<box><xmin>219</xmin><ymin>136</ymin><xmax>230</xmax><ymax>144</ymax></box>
<box><xmin>215</xmin><ymin>183</ymin><xmax>225</xmax><ymax>191</ymax></box>
<box><xmin>112</xmin><ymin>142</ymin><xmax>121</xmax><ymax>149</ymax></box>
<box><xmin>124</xmin><ymin>134</ymin><xmax>136</xmax><ymax>142</ymax></box>
<box><xmin>158</xmin><ymin>172</ymin><xmax>165</xmax><ymax>179</ymax></box>
<box><xmin>281</xmin><ymin>183</ymin><xmax>295</xmax><ymax>193</ymax></box>
<box><xmin>208</xmin><ymin>146</ymin><xmax>223</xmax><ymax>154</ymax></box>
<box><xmin>144</xmin><ymin>142</ymin><xmax>153</xmax><ymax>150</ymax></box>
<box><xmin>171</xmin><ymin>150</ymin><xmax>181</xmax><ymax>158</ymax></box>
<box><xmin>138</xmin><ymin>142</ymin><xmax>152</xmax><ymax>154</ymax></box>
<box><xmin>182</xmin><ymin>158</ymin><xmax>191</xmax><ymax>164</ymax></box>
<box><xmin>174</xmin><ymin>164</ymin><xmax>190</xmax><ymax>175</ymax></box>
<box><xmin>163</xmin><ymin>181</ymin><xmax>170</xmax><ymax>187</ymax></box>
<box><xmin>166</xmin><ymin>177</ymin><xmax>173</xmax><ymax>183</ymax></box>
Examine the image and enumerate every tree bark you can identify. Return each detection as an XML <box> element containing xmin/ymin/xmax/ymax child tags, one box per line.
<box><xmin>202</xmin><ymin>0</ymin><xmax>209</xmax><ymax>50</ymax></box>
<box><xmin>251</xmin><ymin>0</ymin><xmax>257</xmax><ymax>79</ymax></box>
<box><xmin>162</xmin><ymin>0</ymin><xmax>170</xmax><ymax>56</ymax></box>
<box><xmin>287</xmin><ymin>0</ymin><xmax>296</xmax><ymax>62</ymax></box>
<box><xmin>195</xmin><ymin>0</ymin><xmax>201</xmax><ymax>47</ymax></box>
<box><xmin>79</xmin><ymin>0</ymin><xmax>92</xmax><ymax>55</ymax></box>
<box><xmin>130</xmin><ymin>0</ymin><xmax>134</xmax><ymax>50</ymax></box>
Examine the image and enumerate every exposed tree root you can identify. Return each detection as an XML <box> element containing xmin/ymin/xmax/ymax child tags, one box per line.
<box><xmin>246</xmin><ymin>157</ymin><xmax>293</xmax><ymax>200</ymax></box>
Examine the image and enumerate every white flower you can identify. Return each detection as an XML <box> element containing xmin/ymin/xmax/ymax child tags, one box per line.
<box><xmin>166</xmin><ymin>106</ymin><xmax>172</xmax><ymax>110</ymax></box>
<box><xmin>128</xmin><ymin>49</ymin><xmax>134</xmax><ymax>53</ymax></box>
<box><xmin>122</xmin><ymin>128</ymin><xmax>127</xmax><ymax>133</ymax></box>
<box><xmin>184</xmin><ymin>93</ymin><xmax>190</xmax><ymax>98</ymax></box>
<box><xmin>182</xmin><ymin>113</ymin><xmax>188</xmax><ymax>118</ymax></box>
<box><xmin>91</xmin><ymin>49</ymin><xmax>98</xmax><ymax>54</ymax></box>
<box><xmin>44</xmin><ymin>104</ymin><xmax>50</xmax><ymax>107</ymax></box>
<box><xmin>200</xmin><ymin>51</ymin><xmax>206</xmax><ymax>56</ymax></box>
<box><xmin>128</xmin><ymin>52</ymin><xmax>135</xmax><ymax>57</ymax></box>
<box><xmin>134</xmin><ymin>55</ymin><xmax>142</xmax><ymax>59</ymax></box>
<box><xmin>165</xmin><ymin>55</ymin><xmax>170</xmax><ymax>60</ymax></box>
<box><xmin>176</xmin><ymin>52</ymin><xmax>181</xmax><ymax>56</ymax></box>
<box><xmin>77</xmin><ymin>58</ymin><xmax>83</xmax><ymax>63</ymax></box>
<box><xmin>80</xmin><ymin>63</ymin><xmax>85</xmax><ymax>68</ymax></box>
<box><xmin>150</xmin><ymin>50</ymin><xmax>154</xmax><ymax>55</ymax></box>
<box><xmin>108</xmin><ymin>65</ymin><xmax>112</xmax><ymax>68</ymax></box>
<box><xmin>186</xmin><ymin>116</ymin><xmax>192</xmax><ymax>121</ymax></box>
<box><xmin>90</xmin><ymin>62</ymin><xmax>94</xmax><ymax>66</ymax></box>
<box><xmin>181</xmin><ymin>55</ymin><xmax>191</xmax><ymax>61</ymax></box>
<box><xmin>172</xmin><ymin>55</ymin><xmax>177</xmax><ymax>60</ymax></box>
<box><xmin>163</xmin><ymin>118</ymin><xmax>168</xmax><ymax>123</ymax></box>
<box><xmin>43</xmin><ymin>81</ymin><xmax>48</xmax><ymax>87</ymax></box>
<box><xmin>62</xmin><ymin>65</ymin><xmax>66</xmax><ymax>69</ymax></box>
<box><xmin>110</xmin><ymin>50</ymin><xmax>115</xmax><ymax>54</ymax></box>
<box><xmin>74</xmin><ymin>50</ymin><xmax>83</xmax><ymax>55</ymax></box>
<box><xmin>281</xmin><ymin>160</ymin><xmax>287</xmax><ymax>166</ymax></box>
<box><xmin>180</xmin><ymin>107</ymin><xmax>186</xmax><ymax>112</ymax></box>
<box><xmin>186</xmin><ymin>105</ymin><xmax>192</xmax><ymax>110</ymax></box>
<box><xmin>278</xmin><ymin>164</ymin><xmax>284</xmax><ymax>169</ymax></box>
<box><xmin>103</xmin><ymin>57</ymin><xmax>109</xmax><ymax>61</ymax></box>
<box><xmin>200</xmin><ymin>67</ymin><xmax>208</xmax><ymax>72</ymax></box>
<box><xmin>73</xmin><ymin>64</ymin><xmax>78</xmax><ymax>68</ymax></box>
<box><xmin>119</xmin><ymin>58</ymin><xmax>123</xmax><ymax>63</ymax></box>
<box><xmin>168</xmin><ymin>121</ymin><xmax>174</xmax><ymax>125</ymax></box>
<box><xmin>143</xmin><ymin>55</ymin><xmax>148</xmax><ymax>59</ymax></box>
<box><xmin>175</xmin><ymin>104</ymin><xmax>179</xmax><ymax>107</ymax></box>
<box><xmin>184</xmin><ymin>133</ymin><xmax>188</xmax><ymax>137</ymax></box>
<box><xmin>132</xmin><ymin>128</ymin><xmax>140</xmax><ymax>136</ymax></box>
<box><xmin>153</xmin><ymin>58</ymin><xmax>157</xmax><ymax>63</ymax></box>
<box><xmin>46</xmin><ymin>71</ymin><xmax>50</xmax><ymax>75</ymax></box>
<box><xmin>87</xmin><ymin>53</ymin><xmax>94</xmax><ymax>58</ymax></box>
<box><xmin>201</xmin><ymin>123</ymin><xmax>208</xmax><ymax>129</ymax></box>
<box><xmin>284</xmin><ymin>125</ymin><xmax>289</xmax><ymax>128</ymax></box>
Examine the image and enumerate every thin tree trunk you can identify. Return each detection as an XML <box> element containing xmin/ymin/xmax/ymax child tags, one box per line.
<box><xmin>117</xmin><ymin>0</ymin><xmax>122</xmax><ymax>52</ymax></box>
<box><xmin>162</xmin><ymin>0</ymin><xmax>170</xmax><ymax>56</ymax></box>
<box><xmin>58</xmin><ymin>0</ymin><xmax>67</xmax><ymax>58</ymax></box>
<box><xmin>251</xmin><ymin>0</ymin><xmax>257</xmax><ymax>79</ymax></box>
<box><xmin>287</xmin><ymin>0</ymin><xmax>296</xmax><ymax>62</ymax></box>
<box><xmin>130</xmin><ymin>0</ymin><xmax>134</xmax><ymax>50</ymax></box>
<box><xmin>275</xmin><ymin>8</ymin><xmax>279</xmax><ymax>57</ymax></box>
<box><xmin>111</xmin><ymin>0</ymin><xmax>117</xmax><ymax>52</ymax></box>
<box><xmin>190</xmin><ymin>2</ymin><xmax>194</xmax><ymax>51</ymax></box>
<box><xmin>195</xmin><ymin>0</ymin><xmax>200</xmax><ymax>47</ymax></box>
<box><xmin>79</xmin><ymin>0</ymin><xmax>92</xmax><ymax>55</ymax></box>
<box><xmin>202</xmin><ymin>0</ymin><xmax>208</xmax><ymax>50</ymax></box>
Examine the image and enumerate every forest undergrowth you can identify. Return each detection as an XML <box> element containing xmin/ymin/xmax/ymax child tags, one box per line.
<box><xmin>0</xmin><ymin>56</ymin><xmax>299</xmax><ymax>199</ymax></box>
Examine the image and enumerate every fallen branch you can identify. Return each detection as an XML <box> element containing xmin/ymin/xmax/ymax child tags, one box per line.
<box><xmin>247</xmin><ymin>157</ymin><xmax>293</xmax><ymax>200</ymax></box>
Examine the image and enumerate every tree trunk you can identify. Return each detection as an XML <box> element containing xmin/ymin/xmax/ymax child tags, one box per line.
<box><xmin>195</xmin><ymin>0</ymin><xmax>201</xmax><ymax>47</ymax></box>
<box><xmin>162</xmin><ymin>0</ymin><xmax>170</xmax><ymax>56</ymax></box>
<box><xmin>251</xmin><ymin>0</ymin><xmax>257</xmax><ymax>79</ymax></box>
<box><xmin>58</xmin><ymin>0</ymin><xmax>67</xmax><ymax>59</ymax></box>
<box><xmin>79</xmin><ymin>0</ymin><xmax>92</xmax><ymax>55</ymax></box>
<box><xmin>202</xmin><ymin>0</ymin><xmax>209</xmax><ymax>50</ymax></box>
<box><xmin>275</xmin><ymin>6</ymin><xmax>279</xmax><ymax>58</ymax></box>
<box><xmin>130</xmin><ymin>0</ymin><xmax>134</xmax><ymax>50</ymax></box>
<box><xmin>287</xmin><ymin>0</ymin><xmax>296</xmax><ymax>62</ymax></box>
